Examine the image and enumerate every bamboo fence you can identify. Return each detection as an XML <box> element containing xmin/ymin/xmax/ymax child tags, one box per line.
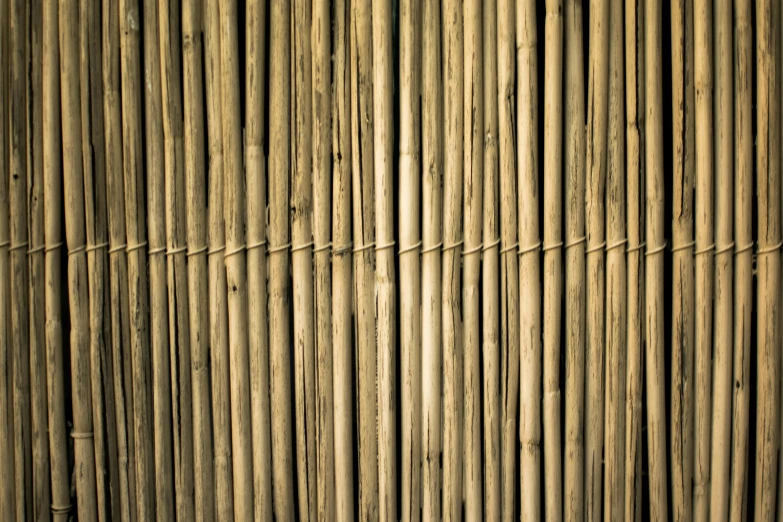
<box><xmin>3</xmin><ymin>2</ymin><xmax>783</xmax><ymax>521</ymax></box>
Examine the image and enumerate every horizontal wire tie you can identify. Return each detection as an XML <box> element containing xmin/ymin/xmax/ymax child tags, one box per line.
<box><xmin>247</xmin><ymin>240</ymin><xmax>268</xmax><ymax>252</ymax></box>
<box><xmin>518</xmin><ymin>241</ymin><xmax>542</xmax><ymax>256</ymax></box>
<box><xmin>148</xmin><ymin>246</ymin><xmax>166</xmax><ymax>256</ymax></box>
<box><xmin>461</xmin><ymin>243</ymin><xmax>483</xmax><ymax>257</ymax></box>
<box><xmin>167</xmin><ymin>245</ymin><xmax>188</xmax><ymax>256</ymax></box>
<box><xmin>542</xmin><ymin>241</ymin><xmax>564</xmax><ymax>252</ymax></box>
<box><xmin>442</xmin><ymin>240</ymin><xmax>463</xmax><ymax>253</ymax></box>
<box><xmin>9</xmin><ymin>242</ymin><xmax>29</xmax><ymax>252</ymax></box>
<box><xmin>483</xmin><ymin>238</ymin><xmax>501</xmax><ymax>252</ymax></box>
<box><xmin>208</xmin><ymin>245</ymin><xmax>227</xmax><ymax>256</ymax></box>
<box><xmin>398</xmin><ymin>241</ymin><xmax>421</xmax><ymax>255</ymax></box>
<box><xmin>27</xmin><ymin>244</ymin><xmax>45</xmax><ymax>255</ymax></box>
<box><xmin>187</xmin><ymin>245</ymin><xmax>208</xmax><ymax>257</ymax></box>
<box><xmin>291</xmin><ymin>241</ymin><xmax>314</xmax><ymax>253</ymax></box>
<box><xmin>671</xmin><ymin>241</ymin><xmax>695</xmax><ymax>253</ymax></box>
<box><xmin>108</xmin><ymin>243</ymin><xmax>128</xmax><ymax>255</ymax></box>
<box><xmin>86</xmin><ymin>242</ymin><xmax>109</xmax><ymax>253</ymax></box>
<box><xmin>267</xmin><ymin>243</ymin><xmax>291</xmax><ymax>255</ymax></box>
<box><xmin>694</xmin><ymin>243</ymin><xmax>715</xmax><ymax>256</ymax></box>
<box><xmin>376</xmin><ymin>241</ymin><xmax>395</xmax><ymax>252</ymax></box>
<box><xmin>564</xmin><ymin>236</ymin><xmax>586</xmax><ymax>250</ymax></box>
<box><xmin>68</xmin><ymin>245</ymin><xmax>86</xmax><ymax>256</ymax></box>
<box><xmin>126</xmin><ymin>242</ymin><xmax>148</xmax><ymax>253</ymax></box>
<box><xmin>626</xmin><ymin>241</ymin><xmax>646</xmax><ymax>254</ymax></box>
<box><xmin>225</xmin><ymin>245</ymin><xmax>246</xmax><ymax>258</ymax></box>
<box><xmin>715</xmin><ymin>242</ymin><xmax>734</xmax><ymax>256</ymax></box>
<box><xmin>757</xmin><ymin>240</ymin><xmax>783</xmax><ymax>255</ymax></box>
<box><xmin>606</xmin><ymin>238</ymin><xmax>628</xmax><ymax>252</ymax></box>
<box><xmin>500</xmin><ymin>242</ymin><xmax>519</xmax><ymax>255</ymax></box>
<box><xmin>645</xmin><ymin>241</ymin><xmax>667</xmax><ymax>257</ymax></box>
<box><xmin>585</xmin><ymin>241</ymin><xmax>605</xmax><ymax>255</ymax></box>
<box><xmin>313</xmin><ymin>242</ymin><xmax>332</xmax><ymax>254</ymax></box>
<box><xmin>332</xmin><ymin>242</ymin><xmax>353</xmax><ymax>256</ymax></box>
<box><xmin>421</xmin><ymin>241</ymin><xmax>443</xmax><ymax>255</ymax></box>
<box><xmin>0</xmin><ymin>241</ymin><xmax>8</xmax><ymax>248</ymax></box>
<box><xmin>353</xmin><ymin>242</ymin><xmax>375</xmax><ymax>254</ymax></box>
<box><xmin>735</xmin><ymin>242</ymin><xmax>754</xmax><ymax>256</ymax></box>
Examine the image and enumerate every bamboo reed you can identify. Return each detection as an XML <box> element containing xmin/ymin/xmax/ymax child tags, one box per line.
<box><xmin>245</xmin><ymin>0</ymin><xmax>272</xmax><ymax>520</ymax></box>
<box><xmin>710</xmin><ymin>0</ymin><xmax>733</xmax><ymax>518</ymax></box>
<box><xmin>754</xmin><ymin>0</ymin><xmax>781</xmax><ymax>518</ymax></box>
<box><xmin>497</xmin><ymin>2</ymin><xmax>519</xmax><ymax>519</ymax></box>
<box><xmin>564</xmin><ymin>1</ymin><xmax>585</xmax><ymax>520</ymax></box>
<box><xmin>463</xmin><ymin>0</ymin><xmax>483</xmax><ymax>519</ymax></box>
<box><xmin>443</xmin><ymin>1</ymin><xmax>463</xmax><ymax>519</ymax></box>
<box><xmin>350</xmin><ymin>2</ymin><xmax>378</xmax><ymax>520</ymax></box>
<box><xmin>421</xmin><ymin>0</ymin><xmax>443</xmax><ymax>519</ymax></box>
<box><xmin>729</xmin><ymin>1</ymin><xmax>752</xmax><ymax>519</ymax></box>
<box><xmin>399</xmin><ymin>0</ymin><xmax>421</xmax><ymax>519</ymax></box>
<box><xmin>204</xmin><ymin>0</ymin><xmax>234</xmax><ymax>517</ymax></box>
<box><xmin>60</xmin><ymin>0</ymin><xmax>99</xmax><ymax>520</ymax></box>
<box><xmin>482</xmin><ymin>0</ymin><xmax>501</xmax><ymax>518</ymax></box>
<box><xmin>269</xmin><ymin>0</ymin><xmax>295</xmax><ymax>518</ymax></box>
<box><xmin>645</xmin><ymin>0</ymin><xmax>669</xmax><ymax>517</ymax></box>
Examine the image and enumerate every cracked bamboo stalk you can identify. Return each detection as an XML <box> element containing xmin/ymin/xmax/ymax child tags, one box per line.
<box><xmin>463</xmin><ymin>0</ymin><xmax>483</xmax><ymax>519</ymax></box>
<box><xmin>729</xmin><ymin>1</ymin><xmax>752</xmax><ymax>519</ymax></box>
<box><xmin>400</xmin><ymin>0</ymin><xmax>421</xmax><ymax>519</ymax></box>
<box><xmin>421</xmin><ymin>0</ymin><xmax>442</xmax><ymax>519</ymax></box>
<box><xmin>443</xmin><ymin>1</ymin><xmax>463</xmax><ymax>519</ymax></box>
<box><xmin>709</xmin><ymin>0</ymin><xmax>733</xmax><ymax>518</ymax></box>
<box><xmin>182</xmin><ymin>0</ymin><xmax>214</xmax><ymax>519</ymax></box>
<box><xmin>245</xmin><ymin>0</ymin><xmax>271</xmax><ymax>519</ymax></box>
<box><xmin>269</xmin><ymin>0</ymin><xmax>294</xmax><ymax>518</ymax></box>
<box><xmin>564</xmin><ymin>0</ymin><xmax>585</xmax><ymax>520</ymax></box>
<box><xmin>517</xmin><ymin>1</ymin><xmax>540</xmax><ymax>520</ymax></box>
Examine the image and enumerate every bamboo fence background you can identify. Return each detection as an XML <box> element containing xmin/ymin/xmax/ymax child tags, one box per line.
<box><xmin>0</xmin><ymin>0</ymin><xmax>782</xmax><ymax>521</ymax></box>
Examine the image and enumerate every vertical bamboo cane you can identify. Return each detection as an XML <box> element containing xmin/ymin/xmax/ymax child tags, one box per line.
<box><xmin>729</xmin><ymin>1</ymin><xmax>752</xmax><ymax>519</ymax></box>
<box><xmin>517</xmin><ymin>1</ymin><xmax>541</xmax><ymax>520</ymax></box>
<box><xmin>269</xmin><ymin>0</ymin><xmax>295</xmax><ymax>518</ymax></box>
<box><xmin>710</xmin><ymin>0</ymin><xmax>733</xmax><ymax>518</ymax></box>
<box><xmin>497</xmin><ymin>2</ymin><xmax>519</xmax><ymax>519</ymax></box>
<box><xmin>463</xmin><ymin>0</ymin><xmax>483</xmax><ymax>519</ymax></box>
<box><xmin>400</xmin><ymin>0</ymin><xmax>422</xmax><ymax>519</ymax></box>
<box><xmin>60</xmin><ymin>0</ymin><xmax>99</xmax><ymax>519</ymax></box>
<box><xmin>421</xmin><ymin>0</ymin><xmax>443</xmax><ymax>519</ymax></box>
<box><xmin>204</xmin><ymin>0</ymin><xmax>234</xmax><ymax>516</ymax></box>
<box><xmin>564</xmin><ymin>1</ymin><xmax>585</xmax><ymax>520</ymax></box>
<box><xmin>443</xmin><ymin>1</ymin><xmax>463</xmax><ymax>519</ymax></box>
<box><xmin>754</xmin><ymin>0</ymin><xmax>781</xmax><ymax>518</ymax></box>
<box><xmin>482</xmin><ymin>0</ymin><xmax>501</xmax><ymax>518</ymax></box>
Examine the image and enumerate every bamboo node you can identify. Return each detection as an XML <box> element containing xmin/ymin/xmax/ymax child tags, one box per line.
<box><xmin>606</xmin><ymin>238</ymin><xmax>627</xmax><ymax>252</ymax></box>
<box><xmin>542</xmin><ymin>241</ymin><xmax>564</xmax><ymax>252</ymax></box>
<box><xmin>421</xmin><ymin>241</ymin><xmax>443</xmax><ymax>254</ymax></box>
<box><xmin>734</xmin><ymin>243</ymin><xmax>754</xmax><ymax>256</ymax></box>
<box><xmin>70</xmin><ymin>431</ymin><xmax>94</xmax><ymax>439</ymax></box>
<box><xmin>45</xmin><ymin>242</ymin><xmax>65</xmax><ymax>253</ymax></box>
<box><xmin>757</xmin><ymin>241</ymin><xmax>783</xmax><ymax>255</ymax></box>
<box><xmin>499</xmin><ymin>242</ymin><xmax>519</xmax><ymax>255</ymax></box>
<box><xmin>585</xmin><ymin>241</ymin><xmax>605</xmax><ymax>254</ymax></box>
<box><xmin>715</xmin><ymin>242</ymin><xmax>734</xmax><ymax>256</ymax></box>
<box><xmin>461</xmin><ymin>243</ymin><xmax>483</xmax><ymax>256</ymax></box>
<box><xmin>27</xmin><ymin>244</ymin><xmax>46</xmax><ymax>255</ymax></box>
<box><xmin>442</xmin><ymin>240</ymin><xmax>464</xmax><ymax>253</ymax></box>
<box><xmin>313</xmin><ymin>242</ymin><xmax>332</xmax><ymax>254</ymax></box>
<box><xmin>564</xmin><ymin>236</ymin><xmax>586</xmax><ymax>249</ymax></box>
<box><xmin>225</xmin><ymin>245</ymin><xmax>247</xmax><ymax>258</ymax></box>
<box><xmin>291</xmin><ymin>241</ymin><xmax>315</xmax><ymax>253</ymax></box>
<box><xmin>108</xmin><ymin>243</ymin><xmax>128</xmax><ymax>255</ymax></box>
<box><xmin>247</xmin><ymin>240</ymin><xmax>268</xmax><ymax>252</ymax></box>
<box><xmin>376</xmin><ymin>241</ymin><xmax>395</xmax><ymax>251</ymax></box>
<box><xmin>86</xmin><ymin>242</ymin><xmax>110</xmax><ymax>253</ymax></box>
<box><xmin>626</xmin><ymin>241</ymin><xmax>646</xmax><ymax>254</ymax></box>
<box><xmin>332</xmin><ymin>242</ymin><xmax>353</xmax><ymax>256</ymax></box>
<box><xmin>166</xmin><ymin>245</ymin><xmax>188</xmax><ymax>256</ymax></box>
<box><xmin>267</xmin><ymin>243</ymin><xmax>292</xmax><ymax>255</ymax></box>
<box><xmin>353</xmin><ymin>242</ymin><xmax>376</xmax><ymax>254</ymax></box>
<box><xmin>187</xmin><ymin>245</ymin><xmax>208</xmax><ymax>257</ymax></box>
<box><xmin>126</xmin><ymin>241</ymin><xmax>148</xmax><ymax>253</ymax></box>
<box><xmin>50</xmin><ymin>504</ymin><xmax>73</xmax><ymax>515</ymax></box>
<box><xmin>518</xmin><ymin>241</ymin><xmax>542</xmax><ymax>256</ymax></box>
<box><xmin>645</xmin><ymin>241</ymin><xmax>667</xmax><ymax>257</ymax></box>
<box><xmin>67</xmin><ymin>244</ymin><xmax>86</xmax><ymax>256</ymax></box>
<box><xmin>208</xmin><ymin>245</ymin><xmax>227</xmax><ymax>256</ymax></box>
<box><xmin>482</xmin><ymin>238</ymin><xmax>501</xmax><ymax>251</ymax></box>
<box><xmin>694</xmin><ymin>243</ymin><xmax>715</xmax><ymax>256</ymax></box>
<box><xmin>398</xmin><ymin>241</ymin><xmax>422</xmax><ymax>255</ymax></box>
<box><xmin>671</xmin><ymin>241</ymin><xmax>695</xmax><ymax>253</ymax></box>
<box><xmin>9</xmin><ymin>241</ymin><xmax>29</xmax><ymax>252</ymax></box>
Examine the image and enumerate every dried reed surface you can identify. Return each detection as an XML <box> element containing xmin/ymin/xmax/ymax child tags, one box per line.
<box><xmin>0</xmin><ymin>3</ymin><xmax>782</xmax><ymax>522</ymax></box>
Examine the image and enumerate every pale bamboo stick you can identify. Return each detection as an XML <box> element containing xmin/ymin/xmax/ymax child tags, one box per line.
<box><xmin>182</xmin><ymin>1</ymin><xmax>214</xmax><ymax>520</ymax></box>
<box><xmin>204</xmin><ymin>0</ymin><xmax>234</xmax><ymax>516</ymax></box>
<box><xmin>482</xmin><ymin>0</ymin><xmax>501</xmax><ymax>518</ymax></box>
<box><xmin>645</xmin><ymin>0</ymin><xmax>669</xmax><ymax>517</ymax></box>
<box><xmin>710</xmin><ymin>0</ymin><xmax>733</xmax><ymax>518</ymax></box>
<box><xmin>421</xmin><ymin>0</ymin><xmax>443</xmax><ymax>519</ymax></box>
<box><xmin>60</xmin><ymin>0</ymin><xmax>99</xmax><ymax>519</ymax></box>
<box><xmin>463</xmin><ymin>0</ymin><xmax>483</xmax><ymax>519</ymax></box>
<box><xmin>497</xmin><ymin>2</ymin><xmax>519</xmax><ymax>519</ymax></box>
<box><xmin>754</xmin><ymin>0</ymin><xmax>781</xmax><ymax>518</ymax></box>
<box><xmin>399</xmin><ymin>0</ymin><xmax>421</xmax><ymax>519</ymax></box>
<box><xmin>518</xmin><ymin>1</ymin><xmax>540</xmax><ymax>519</ymax></box>
<box><xmin>564</xmin><ymin>0</ymin><xmax>585</xmax><ymax>520</ymax></box>
<box><xmin>669</xmin><ymin>0</ymin><xmax>695</xmax><ymax>518</ymax></box>
<box><xmin>269</xmin><ymin>0</ymin><xmax>295</xmax><ymax>518</ymax></box>
<box><xmin>245</xmin><ymin>0</ymin><xmax>271</xmax><ymax>520</ymax></box>
<box><xmin>350</xmin><ymin>1</ymin><xmax>378</xmax><ymax>519</ymax></box>
<box><xmin>443</xmin><ymin>0</ymin><xmax>463</xmax><ymax>519</ymax></box>
<box><xmin>729</xmin><ymin>1</ymin><xmax>752</xmax><ymax>519</ymax></box>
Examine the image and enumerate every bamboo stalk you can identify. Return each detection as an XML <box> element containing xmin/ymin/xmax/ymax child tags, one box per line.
<box><xmin>497</xmin><ymin>2</ymin><xmax>519</xmax><ymax>519</ymax></box>
<box><xmin>482</xmin><ymin>0</ymin><xmax>501</xmax><ymax>518</ymax></box>
<box><xmin>204</xmin><ymin>0</ymin><xmax>234</xmax><ymax>517</ymax></box>
<box><xmin>60</xmin><ymin>0</ymin><xmax>99</xmax><ymax>519</ymax></box>
<box><xmin>245</xmin><ymin>0</ymin><xmax>271</xmax><ymax>519</ymax></box>
<box><xmin>645</xmin><ymin>0</ymin><xmax>669</xmax><ymax>517</ymax></box>
<box><xmin>517</xmin><ymin>1</ymin><xmax>540</xmax><ymax>520</ymax></box>
<box><xmin>564</xmin><ymin>0</ymin><xmax>585</xmax><ymax>520</ymax></box>
<box><xmin>710</xmin><ymin>0</ymin><xmax>733</xmax><ymax>518</ymax></box>
<box><xmin>729</xmin><ymin>1</ymin><xmax>752</xmax><ymax>519</ymax></box>
<box><xmin>463</xmin><ymin>0</ymin><xmax>482</xmax><ymax>519</ymax></box>
<box><xmin>269</xmin><ymin>0</ymin><xmax>295</xmax><ymax>518</ymax></box>
<box><xmin>331</xmin><ymin>0</ymin><xmax>354</xmax><ymax>519</ymax></box>
<box><xmin>421</xmin><ymin>0</ymin><xmax>442</xmax><ymax>519</ymax></box>
<box><xmin>182</xmin><ymin>0</ymin><xmax>214</xmax><ymax>519</ymax></box>
<box><xmin>443</xmin><ymin>0</ymin><xmax>463</xmax><ymax>519</ymax></box>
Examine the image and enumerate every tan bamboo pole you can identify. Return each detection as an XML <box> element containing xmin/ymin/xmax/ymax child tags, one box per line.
<box><xmin>563</xmin><ymin>0</ymin><xmax>585</xmax><ymax>520</ymax></box>
<box><xmin>482</xmin><ymin>0</ymin><xmax>501</xmax><ymax>518</ymax></box>
<box><xmin>729</xmin><ymin>1</ymin><xmax>752</xmax><ymax>519</ymax></box>
<box><xmin>269</xmin><ymin>0</ymin><xmax>295</xmax><ymax>518</ymax></box>
<box><xmin>204</xmin><ymin>0</ymin><xmax>234</xmax><ymax>517</ymax></box>
<box><xmin>645</xmin><ymin>0</ymin><xmax>669</xmax><ymax>517</ymax></box>
<box><xmin>463</xmin><ymin>0</ymin><xmax>482</xmax><ymax>519</ymax></box>
<box><xmin>670</xmin><ymin>0</ymin><xmax>695</xmax><ymax>518</ymax></box>
<box><xmin>291</xmin><ymin>1</ymin><xmax>317</xmax><ymax>519</ymax></box>
<box><xmin>710</xmin><ymin>0</ymin><xmax>733</xmax><ymax>518</ymax></box>
<box><xmin>497</xmin><ymin>2</ymin><xmax>519</xmax><ymax>519</ymax></box>
<box><xmin>245</xmin><ymin>0</ymin><xmax>271</xmax><ymax>519</ymax></box>
<box><xmin>421</xmin><ymin>0</ymin><xmax>442</xmax><ymax>519</ymax></box>
<box><xmin>754</xmin><ymin>0</ymin><xmax>781</xmax><ymax>518</ymax></box>
<box><xmin>331</xmin><ymin>0</ymin><xmax>354</xmax><ymax>519</ymax></box>
<box><xmin>443</xmin><ymin>0</ymin><xmax>463</xmax><ymax>519</ymax></box>
<box><xmin>350</xmin><ymin>1</ymin><xmax>378</xmax><ymax>519</ymax></box>
<box><xmin>399</xmin><ymin>0</ymin><xmax>421</xmax><ymax>519</ymax></box>
<box><xmin>517</xmin><ymin>1</ymin><xmax>540</xmax><ymax>520</ymax></box>
<box><xmin>60</xmin><ymin>0</ymin><xmax>99</xmax><ymax>519</ymax></box>
<box><xmin>604</xmin><ymin>0</ymin><xmax>626</xmax><ymax>516</ymax></box>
